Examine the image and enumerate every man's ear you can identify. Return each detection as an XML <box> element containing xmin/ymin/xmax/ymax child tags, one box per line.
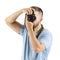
<box><xmin>40</xmin><ymin>17</ymin><xmax>43</xmax><ymax>22</ymax></box>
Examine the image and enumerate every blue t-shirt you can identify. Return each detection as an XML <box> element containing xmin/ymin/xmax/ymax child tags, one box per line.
<box><xmin>19</xmin><ymin>25</ymin><xmax>52</xmax><ymax>60</ymax></box>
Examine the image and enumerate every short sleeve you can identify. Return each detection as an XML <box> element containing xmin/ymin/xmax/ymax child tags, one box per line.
<box><xmin>19</xmin><ymin>25</ymin><xmax>25</xmax><ymax>36</ymax></box>
<box><xmin>39</xmin><ymin>31</ymin><xmax>52</xmax><ymax>50</ymax></box>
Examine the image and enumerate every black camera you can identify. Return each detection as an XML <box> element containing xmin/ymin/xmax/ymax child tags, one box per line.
<box><xmin>26</xmin><ymin>10</ymin><xmax>36</xmax><ymax>22</ymax></box>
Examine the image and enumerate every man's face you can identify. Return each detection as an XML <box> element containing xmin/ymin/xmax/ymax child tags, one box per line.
<box><xmin>32</xmin><ymin>10</ymin><xmax>43</xmax><ymax>28</ymax></box>
<box><xmin>24</xmin><ymin>9</ymin><xmax>43</xmax><ymax>28</ymax></box>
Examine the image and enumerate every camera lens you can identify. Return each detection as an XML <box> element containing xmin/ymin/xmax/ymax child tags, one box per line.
<box><xmin>26</xmin><ymin>10</ymin><xmax>36</xmax><ymax>22</ymax></box>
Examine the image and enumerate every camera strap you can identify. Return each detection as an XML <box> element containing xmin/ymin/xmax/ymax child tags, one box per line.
<box><xmin>36</xmin><ymin>24</ymin><xmax>44</xmax><ymax>38</ymax></box>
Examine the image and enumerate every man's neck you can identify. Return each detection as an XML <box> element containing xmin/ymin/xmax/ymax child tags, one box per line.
<box><xmin>33</xmin><ymin>24</ymin><xmax>41</xmax><ymax>35</ymax></box>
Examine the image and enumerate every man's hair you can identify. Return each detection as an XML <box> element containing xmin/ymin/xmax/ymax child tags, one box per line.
<box><xmin>30</xmin><ymin>6</ymin><xmax>43</xmax><ymax>15</ymax></box>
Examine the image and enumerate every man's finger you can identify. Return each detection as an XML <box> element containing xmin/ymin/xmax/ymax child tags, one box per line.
<box><xmin>25</xmin><ymin>14</ymin><xmax>28</xmax><ymax>20</ymax></box>
<box><xmin>30</xmin><ymin>8</ymin><xmax>33</xmax><ymax>14</ymax></box>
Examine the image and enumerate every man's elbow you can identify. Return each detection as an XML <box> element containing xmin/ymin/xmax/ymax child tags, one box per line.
<box><xmin>34</xmin><ymin>47</ymin><xmax>45</xmax><ymax>54</ymax></box>
<box><xmin>5</xmin><ymin>18</ymin><xmax>12</xmax><ymax>24</ymax></box>
<box><xmin>5</xmin><ymin>18</ymin><xmax>9</xmax><ymax>23</ymax></box>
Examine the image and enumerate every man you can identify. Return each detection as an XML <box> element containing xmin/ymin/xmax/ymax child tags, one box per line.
<box><xmin>5</xmin><ymin>6</ymin><xmax>52</xmax><ymax>60</ymax></box>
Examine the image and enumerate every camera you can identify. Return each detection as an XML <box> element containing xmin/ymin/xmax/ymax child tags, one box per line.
<box><xmin>26</xmin><ymin>10</ymin><xmax>36</xmax><ymax>22</ymax></box>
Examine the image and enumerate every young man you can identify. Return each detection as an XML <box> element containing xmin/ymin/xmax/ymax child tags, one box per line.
<box><xmin>5</xmin><ymin>6</ymin><xmax>52</xmax><ymax>60</ymax></box>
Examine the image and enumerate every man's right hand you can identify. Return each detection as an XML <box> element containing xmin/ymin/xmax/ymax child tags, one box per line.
<box><xmin>21</xmin><ymin>8</ymin><xmax>33</xmax><ymax>15</ymax></box>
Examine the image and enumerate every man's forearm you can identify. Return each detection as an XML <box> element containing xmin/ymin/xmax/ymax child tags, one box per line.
<box><xmin>28</xmin><ymin>29</ymin><xmax>41</xmax><ymax>51</ymax></box>
<box><xmin>5</xmin><ymin>9</ymin><xmax>23</xmax><ymax>23</ymax></box>
<box><xmin>28</xmin><ymin>28</ymin><xmax>45</xmax><ymax>53</ymax></box>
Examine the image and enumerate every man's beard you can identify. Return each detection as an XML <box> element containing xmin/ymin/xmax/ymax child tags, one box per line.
<box><xmin>33</xmin><ymin>23</ymin><xmax>39</xmax><ymax>31</ymax></box>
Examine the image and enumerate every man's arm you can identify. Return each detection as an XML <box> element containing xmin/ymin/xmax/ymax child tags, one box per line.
<box><xmin>5</xmin><ymin>8</ymin><xmax>29</xmax><ymax>34</ymax></box>
<box><xmin>25</xmin><ymin>16</ymin><xmax>45</xmax><ymax>53</ymax></box>
<box><xmin>28</xmin><ymin>29</ymin><xmax>45</xmax><ymax>53</ymax></box>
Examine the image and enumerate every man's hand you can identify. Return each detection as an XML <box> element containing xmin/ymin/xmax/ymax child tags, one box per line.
<box><xmin>25</xmin><ymin>15</ymin><xmax>33</xmax><ymax>31</ymax></box>
<box><xmin>24</xmin><ymin>8</ymin><xmax>34</xmax><ymax>31</ymax></box>
<box><xmin>21</xmin><ymin>8</ymin><xmax>33</xmax><ymax>14</ymax></box>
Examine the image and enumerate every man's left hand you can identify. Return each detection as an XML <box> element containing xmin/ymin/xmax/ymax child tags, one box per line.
<box><xmin>25</xmin><ymin>16</ymin><xmax>33</xmax><ymax>31</ymax></box>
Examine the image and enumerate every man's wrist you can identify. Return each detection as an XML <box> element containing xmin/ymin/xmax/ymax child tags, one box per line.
<box><xmin>27</xmin><ymin>28</ymin><xmax>33</xmax><ymax>33</ymax></box>
<box><xmin>28</xmin><ymin>28</ymin><xmax>34</xmax><ymax>37</ymax></box>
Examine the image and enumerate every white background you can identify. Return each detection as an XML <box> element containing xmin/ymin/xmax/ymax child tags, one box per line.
<box><xmin>0</xmin><ymin>0</ymin><xmax>60</xmax><ymax>60</ymax></box>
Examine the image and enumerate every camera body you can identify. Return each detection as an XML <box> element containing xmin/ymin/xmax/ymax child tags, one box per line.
<box><xmin>26</xmin><ymin>10</ymin><xmax>36</xmax><ymax>22</ymax></box>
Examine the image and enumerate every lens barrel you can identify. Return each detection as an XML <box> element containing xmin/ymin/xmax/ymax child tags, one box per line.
<box><xmin>26</xmin><ymin>10</ymin><xmax>36</xmax><ymax>22</ymax></box>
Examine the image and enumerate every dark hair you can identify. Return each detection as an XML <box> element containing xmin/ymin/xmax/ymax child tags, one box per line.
<box><xmin>30</xmin><ymin>6</ymin><xmax>43</xmax><ymax>15</ymax></box>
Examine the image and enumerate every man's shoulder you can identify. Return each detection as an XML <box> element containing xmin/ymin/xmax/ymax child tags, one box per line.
<box><xmin>41</xmin><ymin>29</ymin><xmax>52</xmax><ymax>37</ymax></box>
